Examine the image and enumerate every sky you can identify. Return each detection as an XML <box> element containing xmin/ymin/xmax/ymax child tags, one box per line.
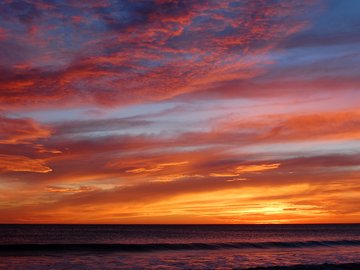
<box><xmin>0</xmin><ymin>0</ymin><xmax>359</xmax><ymax>224</ymax></box>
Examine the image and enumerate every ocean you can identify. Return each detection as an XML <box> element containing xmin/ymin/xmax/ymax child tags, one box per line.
<box><xmin>0</xmin><ymin>224</ymin><xmax>359</xmax><ymax>269</ymax></box>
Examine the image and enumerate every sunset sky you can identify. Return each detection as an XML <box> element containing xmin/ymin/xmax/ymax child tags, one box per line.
<box><xmin>0</xmin><ymin>0</ymin><xmax>359</xmax><ymax>224</ymax></box>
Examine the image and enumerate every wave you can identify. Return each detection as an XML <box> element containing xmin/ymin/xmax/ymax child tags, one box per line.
<box><xmin>1</xmin><ymin>240</ymin><xmax>360</xmax><ymax>253</ymax></box>
<box><xmin>247</xmin><ymin>263</ymin><xmax>360</xmax><ymax>270</ymax></box>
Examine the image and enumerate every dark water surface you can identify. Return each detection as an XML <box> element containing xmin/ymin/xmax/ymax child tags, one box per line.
<box><xmin>0</xmin><ymin>224</ymin><xmax>359</xmax><ymax>269</ymax></box>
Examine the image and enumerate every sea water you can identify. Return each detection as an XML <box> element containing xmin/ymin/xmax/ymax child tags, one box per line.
<box><xmin>0</xmin><ymin>224</ymin><xmax>359</xmax><ymax>269</ymax></box>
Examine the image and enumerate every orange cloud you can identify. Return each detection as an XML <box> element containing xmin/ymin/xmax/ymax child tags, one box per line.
<box><xmin>209</xmin><ymin>163</ymin><xmax>280</xmax><ymax>178</ymax></box>
<box><xmin>0</xmin><ymin>115</ymin><xmax>51</xmax><ymax>144</ymax></box>
<box><xmin>0</xmin><ymin>154</ymin><xmax>52</xmax><ymax>173</ymax></box>
<box><xmin>1</xmin><ymin>171</ymin><xmax>359</xmax><ymax>224</ymax></box>
<box><xmin>125</xmin><ymin>161</ymin><xmax>189</xmax><ymax>174</ymax></box>
<box><xmin>212</xmin><ymin>110</ymin><xmax>360</xmax><ymax>145</ymax></box>
<box><xmin>235</xmin><ymin>163</ymin><xmax>281</xmax><ymax>173</ymax></box>
<box><xmin>0</xmin><ymin>0</ymin><xmax>316</xmax><ymax>109</ymax></box>
<box><xmin>46</xmin><ymin>185</ymin><xmax>97</xmax><ymax>193</ymax></box>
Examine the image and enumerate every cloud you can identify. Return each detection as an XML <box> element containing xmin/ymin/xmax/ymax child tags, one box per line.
<box><xmin>53</xmin><ymin>117</ymin><xmax>151</xmax><ymax>136</ymax></box>
<box><xmin>3</xmin><ymin>108</ymin><xmax>357</xmax><ymax>186</ymax></box>
<box><xmin>0</xmin><ymin>115</ymin><xmax>51</xmax><ymax>144</ymax></box>
<box><xmin>1</xmin><ymin>161</ymin><xmax>359</xmax><ymax>223</ymax></box>
<box><xmin>0</xmin><ymin>115</ymin><xmax>54</xmax><ymax>174</ymax></box>
<box><xmin>0</xmin><ymin>0</ymin><xmax>317</xmax><ymax>109</ymax></box>
<box><xmin>235</xmin><ymin>163</ymin><xmax>280</xmax><ymax>173</ymax></box>
<box><xmin>0</xmin><ymin>154</ymin><xmax>52</xmax><ymax>173</ymax></box>
<box><xmin>46</xmin><ymin>185</ymin><xmax>97</xmax><ymax>193</ymax></box>
<box><xmin>213</xmin><ymin>110</ymin><xmax>360</xmax><ymax>144</ymax></box>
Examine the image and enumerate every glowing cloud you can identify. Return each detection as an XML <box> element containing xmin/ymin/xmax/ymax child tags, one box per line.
<box><xmin>0</xmin><ymin>155</ymin><xmax>52</xmax><ymax>173</ymax></box>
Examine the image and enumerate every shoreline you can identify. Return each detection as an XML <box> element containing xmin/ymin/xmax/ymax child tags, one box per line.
<box><xmin>247</xmin><ymin>263</ymin><xmax>360</xmax><ymax>270</ymax></box>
